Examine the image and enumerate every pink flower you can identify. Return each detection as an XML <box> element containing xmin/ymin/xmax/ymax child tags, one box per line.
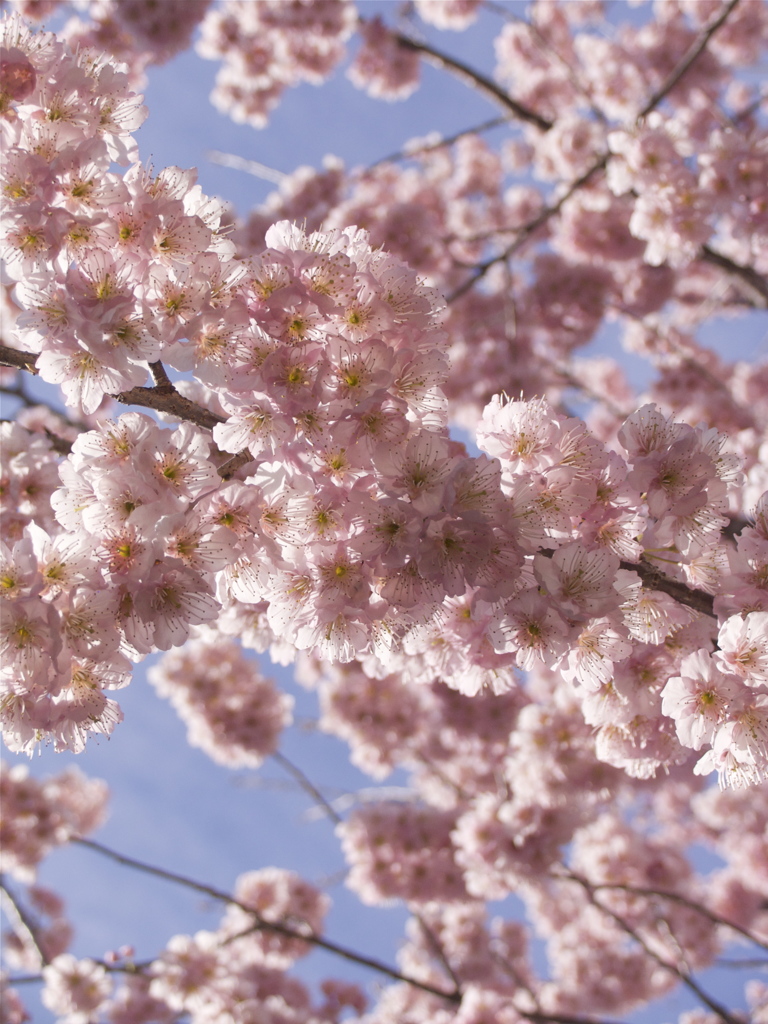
<box><xmin>661</xmin><ymin>649</ymin><xmax>743</xmax><ymax>750</ymax></box>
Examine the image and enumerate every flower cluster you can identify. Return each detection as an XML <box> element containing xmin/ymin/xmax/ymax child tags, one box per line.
<box><xmin>0</xmin><ymin>762</ymin><xmax>107</xmax><ymax>881</ymax></box>
<box><xmin>2</xmin><ymin>4</ymin><xmax>768</xmax><ymax>1022</ymax></box>
<box><xmin>148</xmin><ymin>633</ymin><xmax>293</xmax><ymax>767</ymax></box>
<box><xmin>196</xmin><ymin>0</ymin><xmax>356</xmax><ymax>127</ymax></box>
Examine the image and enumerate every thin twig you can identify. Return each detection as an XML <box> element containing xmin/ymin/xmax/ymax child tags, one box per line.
<box><xmin>72</xmin><ymin>837</ymin><xmax>460</xmax><ymax>1004</ymax></box>
<box><xmin>370</xmin><ymin>115</ymin><xmax>511</xmax><ymax>168</ymax></box>
<box><xmin>0</xmin><ymin>875</ymin><xmax>49</xmax><ymax>969</ymax></box>
<box><xmin>485</xmin><ymin>0</ymin><xmax>608</xmax><ymax>124</ymax></box>
<box><xmin>391</xmin><ymin>30</ymin><xmax>553</xmax><ymax>131</ymax></box>
<box><xmin>271</xmin><ymin>750</ymin><xmax>344</xmax><ymax>826</ymax></box>
<box><xmin>584</xmin><ymin>881</ymin><xmax>768</xmax><ymax>953</ymax></box>
<box><xmin>567</xmin><ymin>871</ymin><xmax>742</xmax><ymax>1024</ymax></box>
<box><xmin>637</xmin><ymin>0</ymin><xmax>742</xmax><ymax>121</ymax></box>
<box><xmin>447</xmin><ymin>154</ymin><xmax>608</xmax><ymax>302</ymax></box>
<box><xmin>206</xmin><ymin>151</ymin><xmax>288</xmax><ymax>185</ymax></box>
<box><xmin>411</xmin><ymin>911</ymin><xmax>463</xmax><ymax>998</ymax></box>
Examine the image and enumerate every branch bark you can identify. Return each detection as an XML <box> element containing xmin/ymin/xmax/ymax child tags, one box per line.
<box><xmin>623</xmin><ymin>558</ymin><xmax>716</xmax><ymax>619</ymax></box>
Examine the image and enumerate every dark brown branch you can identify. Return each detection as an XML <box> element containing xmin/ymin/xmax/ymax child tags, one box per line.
<box><xmin>0</xmin><ymin>343</ymin><xmax>38</xmax><ymax>374</ymax></box>
<box><xmin>637</xmin><ymin>0</ymin><xmax>742</xmax><ymax>120</ymax></box>
<box><xmin>114</xmin><ymin>385</ymin><xmax>225</xmax><ymax>431</ymax></box>
<box><xmin>623</xmin><ymin>558</ymin><xmax>716</xmax><ymax>619</ymax></box>
<box><xmin>148</xmin><ymin>360</ymin><xmax>174</xmax><ymax>390</ymax></box>
<box><xmin>393</xmin><ymin>32</ymin><xmax>553</xmax><ymax>131</ymax></box>
<box><xmin>72</xmin><ymin>837</ymin><xmax>461</xmax><ymax>1004</ymax></box>
<box><xmin>699</xmin><ymin>246</ymin><xmax>768</xmax><ymax>310</ymax></box>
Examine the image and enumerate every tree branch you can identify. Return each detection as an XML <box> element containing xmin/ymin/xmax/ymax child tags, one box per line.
<box><xmin>624</xmin><ymin>558</ymin><xmax>716</xmax><ymax>619</ymax></box>
<box><xmin>148</xmin><ymin>360</ymin><xmax>174</xmax><ymax>390</ymax></box>
<box><xmin>484</xmin><ymin>0</ymin><xmax>609</xmax><ymax>124</ymax></box>
<box><xmin>637</xmin><ymin>0</ymin><xmax>742</xmax><ymax>120</ymax></box>
<box><xmin>271</xmin><ymin>750</ymin><xmax>344</xmax><ymax>826</ymax></box>
<box><xmin>582</xmin><ymin>881</ymin><xmax>768</xmax><ymax>953</ymax></box>
<box><xmin>0</xmin><ymin>345</ymin><xmax>227</xmax><ymax>435</ymax></box>
<box><xmin>0</xmin><ymin>343</ymin><xmax>38</xmax><ymax>374</ymax></box>
<box><xmin>567</xmin><ymin>872</ymin><xmax>741</xmax><ymax>1024</ymax></box>
<box><xmin>699</xmin><ymin>245</ymin><xmax>768</xmax><ymax>310</ymax></box>
<box><xmin>72</xmin><ymin>837</ymin><xmax>461</xmax><ymax>1004</ymax></box>
<box><xmin>370</xmin><ymin>115</ymin><xmax>511</xmax><ymax>168</ymax></box>
<box><xmin>447</xmin><ymin>153</ymin><xmax>609</xmax><ymax>302</ymax></box>
<box><xmin>0</xmin><ymin>875</ymin><xmax>49</xmax><ymax>969</ymax></box>
<box><xmin>218</xmin><ymin>450</ymin><xmax>257</xmax><ymax>480</ymax></box>
<box><xmin>392</xmin><ymin>31</ymin><xmax>553</xmax><ymax>131</ymax></box>
<box><xmin>113</xmin><ymin>385</ymin><xmax>225</xmax><ymax>431</ymax></box>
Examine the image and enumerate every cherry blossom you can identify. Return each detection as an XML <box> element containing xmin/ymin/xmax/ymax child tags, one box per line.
<box><xmin>2</xmin><ymin>2</ymin><xmax>768</xmax><ymax>1022</ymax></box>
